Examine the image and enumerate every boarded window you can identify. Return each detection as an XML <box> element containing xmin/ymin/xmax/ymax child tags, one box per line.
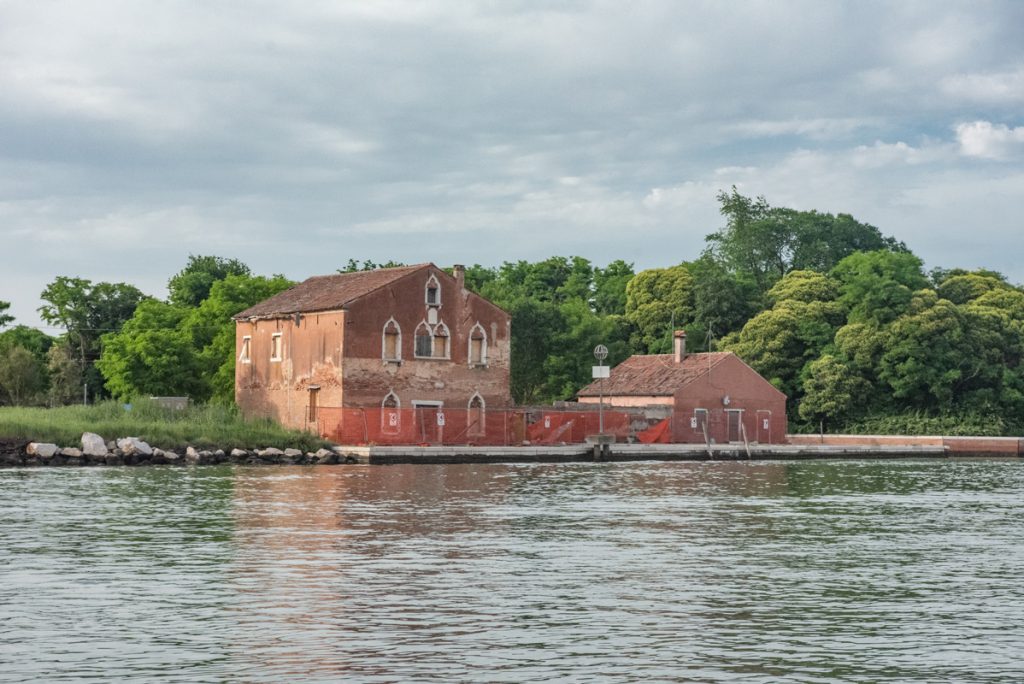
<box><xmin>433</xmin><ymin>323</ymin><xmax>449</xmax><ymax>358</ymax></box>
<box><xmin>382</xmin><ymin>391</ymin><xmax>401</xmax><ymax>434</ymax></box>
<box><xmin>415</xmin><ymin>322</ymin><xmax>432</xmax><ymax>357</ymax></box>
<box><xmin>240</xmin><ymin>336</ymin><xmax>251</xmax><ymax>363</ymax></box>
<box><xmin>383</xmin><ymin>320</ymin><xmax>400</xmax><ymax>361</ymax></box>
<box><xmin>470</xmin><ymin>325</ymin><xmax>485</xmax><ymax>365</ymax></box>
<box><xmin>468</xmin><ymin>394</ymin><xmax>485</xmax><ymax>437</ymax></box>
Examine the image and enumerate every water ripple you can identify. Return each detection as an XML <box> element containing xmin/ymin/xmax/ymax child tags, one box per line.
<box><xmin>2</xmin><ymin>460</ymin><xmax>1023</xmax><ymax>682</ymax></box>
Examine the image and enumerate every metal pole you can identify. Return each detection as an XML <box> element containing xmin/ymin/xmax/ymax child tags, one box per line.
<box><xmin>599</xmin><ymin>364</ymin><xmax>604</xmax><ymax>434</ymax></box>
<box><xmin>83</xmin><ymin>383</ymin><xmax>88</xmax><ymax>406</ymax></box>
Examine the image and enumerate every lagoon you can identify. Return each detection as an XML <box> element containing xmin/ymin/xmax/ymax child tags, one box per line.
<box><xmin>2</xmin><ymin>460</ymin><xmax>1023</xmax><ymax>682</ymax></box>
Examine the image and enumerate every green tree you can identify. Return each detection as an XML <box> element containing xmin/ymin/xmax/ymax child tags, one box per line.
<box><xmin>705</xmin><ymin>188</ymin><xmax>902</xmax><ymax>293</ymax></box>
<box><xmin>37</xmin><ymin>277</ymin><xmax>147</xmax><ymax>399</ymax></box>
<box><xmin>877</xmin><ymin>296</ymin><xmax>975</xmax><ymax>409</ymax></box>
<box><xmin>625</xmin><ymin>265</ymin><xmax>694</xmax><ymax>353</ymax></box>
<box><xmin>935</xmin><ymin>271</ymin><xmax>1011</xmax><ymax>305</ymax></box>
<box><xmin>831</xmin><ymin>250</ymin><xmax>929</xmax><ymax>325</ymax></box>
<box><xmin>725</xmin><ymin>270</ymin><xmax>845</xmax><ymax>401</ymax></box>
<box><xmin>168</xmin><ymin>255</ymin><xmax>251</xmax><ymax>307</ymax></box>
<box><xmin>593</xmin><ymin>260</ymin><xmax>634</xmax><ymax>316</ymax></box>
<box><xmin>799</xmin><ymin>354</ymin><xmax>870</xmax><ymax>426</ymax></box>
<box><xmin>46</xmin><ymin>341</ymin><xmax>83</xmax><ymax>405</ymax></box>
<box><xmin>0</xmin><ymin>300</ymin><xmax>12</xmax><ymax>328</ymax></box>
<box><xmin>96</xmin><ymin>301</ymin><xmax>200</xmax><ymax>400</ymax></box>
<box><xmin>688</xmin><ymin>255</ymin><xmax>760</xmax><ymax>341</ymax></box>
<box><xmin>0</xmin><ymin>325</ymin><xmax>54</xmax><ymax>360</ymax></box>
<box><xmin>765</xmin><ymin>270</ymin><xmax>840</xmax><ymax>305</ymax></box>
<box><xmin>0</xmin><ymin>345</ymin><xmax>45</xmax><ymax>405</ymax></box>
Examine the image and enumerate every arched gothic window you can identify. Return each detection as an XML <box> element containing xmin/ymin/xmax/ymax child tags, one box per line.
<box><xmin>469</xmin><ymin>323</ymin><xmax>486</xmax><ymax>366</ymax></box>
<box><xmin>414</xmin><ymin>321</ymin><xmax>432</xmax><ymax>358</ymax></box>
<box><xmin>468</xmin><ymin>393</ymin><xmax>485</xmax><ymax>437</ymax></box>
<box><xmin>432</xmin><ymin>321</ymin><xmax>450</xmax><ymax>358</ymax></box>
<box><xmin>382</xmin><ymin>318</ymin><xmax>401</xmax><ymax>362</ymax></box>
<box><xmin>425</xmin><ymin>274</ymin><xmax>441</xmax><ymax>307</ymax></box>
<box><xmin>382</xmin><ymin>391</ymin><xmax>401</xmax><ymax>434</ymax></box>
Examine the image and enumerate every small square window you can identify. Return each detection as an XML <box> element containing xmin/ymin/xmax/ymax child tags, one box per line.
<box><xmin>270</xmin><ymin>333</ymin><xmax>283</xmax><ymax>362</ymax></box>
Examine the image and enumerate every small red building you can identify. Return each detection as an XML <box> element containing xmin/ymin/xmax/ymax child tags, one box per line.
<box><xmin>233</xmin><ymin>263</ymin><xmax>511</xmax><ymax>436</ymax></box>
<box><xmin>577</xmin><ymin>331</ymin><xmax>787</xmax><ymax>444</ymax></box>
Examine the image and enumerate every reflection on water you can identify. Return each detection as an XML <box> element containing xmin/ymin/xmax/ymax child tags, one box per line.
<box><xmin>2</xmin><ymin>461</ymin><xmax>1024</xmax><ymax>682</ymax></box>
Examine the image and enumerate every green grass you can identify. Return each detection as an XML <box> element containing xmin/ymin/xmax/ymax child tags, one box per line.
<box><xmin>0</xmin><ymin>399</ymin><xmax>330</xmax><ymax>452</ymax></box>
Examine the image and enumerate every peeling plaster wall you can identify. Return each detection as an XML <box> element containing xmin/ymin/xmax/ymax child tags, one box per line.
<box><xmin>235</xmin><ymin>310</ymin><xmax>346</xmax><ymax>430</ymax></box>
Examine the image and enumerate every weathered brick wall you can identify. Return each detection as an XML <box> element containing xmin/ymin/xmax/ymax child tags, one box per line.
<box><xmin>236</xmin><ymin>265</ymin><xmax>512</xmax><ymax>434</ymax></box>
<box><xmin>341</xmin><ymin>266</ymin><xmax>511</xmax><ymax>411</ymax></box>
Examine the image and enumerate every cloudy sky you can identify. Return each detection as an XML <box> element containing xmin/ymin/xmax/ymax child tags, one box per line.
<box><xmin>2</xmin><ymin>0</ymin><xmax>1023</xmax><ymax>329</ymax></box>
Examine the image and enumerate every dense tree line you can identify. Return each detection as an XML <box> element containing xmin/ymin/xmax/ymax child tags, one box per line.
<box><xmin>2</xmin><ymin>190</ymin><xmax>1023</xmax><ymax>434</ymax></box>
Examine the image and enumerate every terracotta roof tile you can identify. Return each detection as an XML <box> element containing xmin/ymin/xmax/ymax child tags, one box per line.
<box><xmin>577</xmin><ymin>352</ymin><xmax>733</xmax><ymax>397</ymax></box>
<box><xmin>233</xmin><ymin>264</ymin><xmax>429</xmax><ymax>319</ymax></box>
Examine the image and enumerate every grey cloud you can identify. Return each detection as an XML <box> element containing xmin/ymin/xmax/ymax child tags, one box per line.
<box><xmin>2</xmin><ymin>1</ymin><xmax>1024</xmax><ymax>328</ymax></box>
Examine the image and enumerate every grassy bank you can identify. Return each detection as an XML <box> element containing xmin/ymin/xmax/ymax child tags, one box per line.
<box><xmin>0</xmin><ymin>400</ymin><xmax>329</xmax><ymax>452</ymax></box>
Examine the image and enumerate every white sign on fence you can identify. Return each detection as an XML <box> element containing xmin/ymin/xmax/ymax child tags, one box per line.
<box><xmin>436</xmin><ymin>412</ymin><xmax>445</xmax><ymax>426</ymax></box>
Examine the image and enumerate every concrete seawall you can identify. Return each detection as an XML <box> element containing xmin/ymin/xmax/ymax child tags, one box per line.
<box><xmin>787</xmin><ymin>434</ymin><xmax>1023</xmax><ymax>457</ymax></box>
<box><xmin>5</xmin><ymin>436</ymin><xmax>1020</xmax><ymax>467</ymax></box>
<box><xmin>340</xmin><ymin>443</ymin><xmax>952</xmax><ymax>465</ymax></box>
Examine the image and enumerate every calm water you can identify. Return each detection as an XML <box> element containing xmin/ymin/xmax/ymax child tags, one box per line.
<box><xmin>2</xmin><ymin>460</ymin><xmax>1023</xmax><ymax>683</ymax></box>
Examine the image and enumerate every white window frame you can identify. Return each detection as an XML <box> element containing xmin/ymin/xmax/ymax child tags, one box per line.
<box><xmin>468</xmin><ymin>322</ymin><xmax>487</xmax><ymax>367</ymax></box>
<box><xmin>240</xmin><ymin>336</ymin><xmax>251</xmax><ymax>364</ymax></box>
<box><xmin>467</xmin><ymin>392</ymin><xmax>486</xmax><ymax>437</ymax></box>
<box><xmin>425</xmin><ymin>274</ymin><xmax>441</xmax><ymax>307</ymax></box>
<box><xmin>382</xmin><ymin>317</ymin><xmax>402</xmax><ymax>363</ymax></box>
<box><xmin>432</xmin><ymin>320</ymin><xmax>451</xmax><ymax>359</ymax></box>
<box><xmin>270</xmin><ymin>333</ymin><xmax>283</xmax><ymax>362</ymax></box>
<box><xmin>413</xmin><ymin>320</ymin><xmax>433</xmax><ymax>359</ymax></box>
<box><xmin>381</xmin><ymin>390</ymin><xmax>401</xmax><ymax>434</ymax></box>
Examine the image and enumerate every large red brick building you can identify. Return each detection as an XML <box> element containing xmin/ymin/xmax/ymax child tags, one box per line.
<box><xmin>577</xmin><ymin>331</ymin><xmax>787</xmax><ymax>444</ymax></box>
<box><xmin>233</xmin><ymin>264</ymin><xmax>511</xmax><ymax>434</ymax></box>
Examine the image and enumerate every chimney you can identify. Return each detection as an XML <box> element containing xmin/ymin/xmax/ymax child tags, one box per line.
<box><xmin>673</xmin><ymin>330</ymin><xmax>687</xmax><ymax>364</ymax></box>
<box><xmin>453</xmin><ymin>264</ymin><xmax>465</xmax><ymax>289</ymax></box>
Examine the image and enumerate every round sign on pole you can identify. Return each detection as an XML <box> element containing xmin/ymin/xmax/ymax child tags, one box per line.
<box><xmin>593</xmin><ymin>344</ymin><xmax>608</xmax><ymax>361</ymax></box>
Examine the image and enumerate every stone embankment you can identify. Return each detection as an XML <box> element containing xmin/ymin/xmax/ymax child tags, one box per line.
<box><xmin>0</xmin><ymin>432</ymin><xmax>358</xmax><ymax>468</ymax></box>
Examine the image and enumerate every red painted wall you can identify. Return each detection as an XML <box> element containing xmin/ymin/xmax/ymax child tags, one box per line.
<box><xmin>672</xmin><ymin>355</ymin><xmax>787</xmax><ymax>444</ymax></box>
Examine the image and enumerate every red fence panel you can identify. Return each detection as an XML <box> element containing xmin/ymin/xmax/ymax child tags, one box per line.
<box><xmin>316</xmin><ymin>407</ymin><xmax>671</xmax><ymax>446</ymax></box>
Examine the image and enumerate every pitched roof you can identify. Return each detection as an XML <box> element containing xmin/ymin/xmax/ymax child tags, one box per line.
<box><xmin>233</xmin><ymin>264</ymin><xmax>430</xmax><ymax>319</ymax></box>
<box><xmin>576</xmin><ymin>352</ymin><xmax>734</xmax><ymax>397</ymax></box>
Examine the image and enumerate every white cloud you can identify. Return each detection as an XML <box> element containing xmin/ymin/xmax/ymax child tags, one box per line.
<box><xmin>956</xmin><ymin>121</ymin><xmax>1024</xmax><ymax>159</ymax></box>
<box><xmin>728</xmin><ymin>118</ymin><xmax>877</xmax><ymax>141</ymax></box>
<box><xmin>941</xmin><ymin>68</ymin><xmax>1024</xmax><ymax>103</ymax></box>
